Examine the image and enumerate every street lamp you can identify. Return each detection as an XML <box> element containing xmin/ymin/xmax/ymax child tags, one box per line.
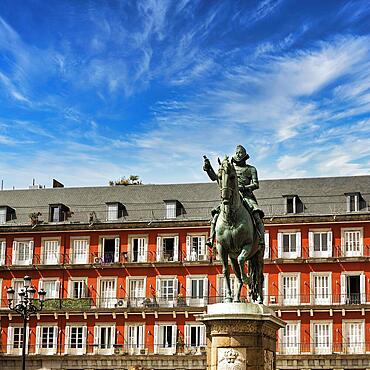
<box><xmin>7</xmin><ymin>276</ymin><xmax>46</xmax><ymax>370</ymax></box>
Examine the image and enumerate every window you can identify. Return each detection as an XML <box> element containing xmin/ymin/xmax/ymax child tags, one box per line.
<box><xmin>49</xmin><ymin>204</ymin><xmax>68</xmax><ymax>222</ymax></box>
<box><xmin>70</xmin><ymin>238</ymin><xmax>89</xmax><ymax>264</ymax></box>
<box><xmin>309</xmin><ymin>231</ymin><xmax>332</xmax><ymax>258</ymax></box>
<box><xmin>94</xmin><ymin>325</ymin><xmax>115</xmax><ymax>354</ymax></box>
<box><xmin>99</xmin><ymin>237</ymin><xmax>120</xmax><ymax>263</ymax></box>
<box><xmin>125</xmin><ymin>324</ymin><xmax>145</xmax><ymax>354</ymax></box>
<box><xmin>0</xmin><ymin>207</ymin><xmax>6</xmax><ymax>224</ymax></box>
<box><xmin>165</xmin><ymin>201</ymin><xmax>177</xmax><ymax>219</ymax></box>
<box><xmin>186</xmin><ymin>235</ymin><xmax>206</xmax><ymax>261</ymax></box>
<box><xmin>39</xmin><ymin>279</ymin><xmax>60</xmax><ymax>300</ymax></box>
<box><xmin>343</xmin><ymin>321</ymin><xmax>364</xmax><ymax>354</ymax></box>
<box><xmin>280</xmin><ymin>322</ymin><xmax>300</xmax><ymax>354</ymax></box>
<box><xmin>312</xmin><ymin>322</ymin><xmax>332</xmax><ymax>354</ymax></box>
<box><xmin>12</xmin><ymin>280</ymin><xmax>24</xmax><ymax>305</ymax></box>
<box><xmin>36</xmin><ymin>325</ymin><xmax>58</xmax><ymax>354</ymax></box>
<box><xmin>281</xmin><ymin>273</ymin><xmax>299</xmax><ymax>305</ymax></box>
<box><xmin>129</xmin><ymin>236</ymin><xmax>148</xmax><ymax>262</ymax></box>
<box><xmin>154</xmin><ymin>324</ymin><xmax>177</xmax><ymax>354</ymax></box>
<box><xmin>184</xmin><ymin>324</ymin><xmax>206</xmax><ymax>349</ymax></box>
<box><xmin>278</xmin><ymin>232</ymin><xmax>301</xmax><ymax>259</ymax></box>
<box><xmin>263</xmin><ymin>232</ymin><xmax>270</xmax><ymax>259</ymax></box>
<box><xmin>65</xmin><ymin>326</ymin><xmax>87</xmax><ymax>354</ymax></box>
<box><xmin>41</xmin><ymin>238</ymin><xmax>60</xmax><ymax>265</ymax></box>
<box><xmin>7</xmin><ymin>325</ymin><xmax>29</xmax><ymax>355</ymax></box>
<box><xmin>69</xmin><ymin>279</ymin><xmax>87</xmax><ymax>299</ymax></box>
<box><xmin>345</xmin><ymin>193</ymin><xmax>364</xmax><ymax>212</ymax></box>
<box><xmin>99</xmin><ymin>278</ymin><xmax>117</xmax><ymax>308</ymax></box>
<box><xmin>342</xmin><ymin>228</ymin><xmax>363</xmax><ymax>257</ymax></box>
<box><xmin>0</xmin><ymin>239</ymin><xmax>6</xmax><ymax>265</ymax></box>
<box><xmin>12</xmin><ymin>239</ymin><xmax>34</xmax><ymax>265</ymax></box>
<box><xmin>341</xmin><ymin>273</ymin><xmax>365</xmax><ymax>305</ymax></box>
<box><xmin>217</xmin><ymin>274</ymin><xmax>236</xmax><ymax>303</ymax></box>
<box><xmin>186</xmin><ymin>276</ymin><xmax>208</xmax><ymax>306</ymax></box>
<box><xmin>312</xmin><ymin>273</ymin><xmax>331</xmax><ymax>305</ymax></box>
<box><xmin>156</xmin><ymin>277</ymin><xmax>178</xmax><ymax>307</ymax></box>
<box><xmin>284</xmin><ymin>195</ymin><xmax>303</xmax><ymax>214</ymax></box>
<box><xmin>156</xmin><ymin>235</ymin><xmax>179</xmax><ymax>262</ymax></box>
<box><xmin>128</xmin><ymin>278</ymin><xmax>145</xmax><ymax>307</ymax></box>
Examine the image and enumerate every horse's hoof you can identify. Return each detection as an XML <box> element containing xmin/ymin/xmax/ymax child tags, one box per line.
<box><xmin>233</xmin><ymin>300</ymin><xmax>241</xmax><ymax>303</ymax></box>
<box><xmin>224</xmin><ymin>297</ymin><xmax>232</xmax><ymax>303</ymax></box>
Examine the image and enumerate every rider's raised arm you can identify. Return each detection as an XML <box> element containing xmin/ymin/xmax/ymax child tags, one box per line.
<box><xmin>203</xmin><ymin>156</ymin><xmax>218</xmax><ymax>182</ymax></box>
<box><xmin>245</xmin><ymin>166</ymin><xmax>259</xmax><ymax>191</ymax></box>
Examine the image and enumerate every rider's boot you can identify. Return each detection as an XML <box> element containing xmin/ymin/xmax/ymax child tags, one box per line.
<box><xmin>206</xmin><ymin>213</ymin><xmax>218</xmax><ymax>248</ymax></box>
<box><xmin>253</xmin><ymin>212</ymin><xmax>265</xmax><ymax>246</ymax></box>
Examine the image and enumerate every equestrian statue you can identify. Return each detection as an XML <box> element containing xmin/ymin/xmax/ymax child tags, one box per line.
<box><xmin>203</xmin><ymin>145</ymin><xmax>265</xmax><ymax>304</ymax></box>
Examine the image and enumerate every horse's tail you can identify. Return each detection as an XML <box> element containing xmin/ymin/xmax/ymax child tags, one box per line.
<box><xmin>248</xmin><ymin>241</ymin><xmax>264</xmax><ymax>303</ymax></box>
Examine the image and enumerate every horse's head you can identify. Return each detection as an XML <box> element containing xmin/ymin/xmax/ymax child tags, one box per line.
<box><xmin>218</xmin><ymin>156</ymin><xmax>238</xmax><ymax>205</ymax></box>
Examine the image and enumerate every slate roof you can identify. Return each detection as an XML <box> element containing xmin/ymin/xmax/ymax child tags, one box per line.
<box><xmin>0</xmin><ymin>175</ymin><xmax>369</xmax><ymax>226</ymax></box>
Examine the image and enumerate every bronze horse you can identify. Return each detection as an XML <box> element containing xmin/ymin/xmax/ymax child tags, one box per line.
<box><xmin>215</xmin><ymin>156</ymin><xmax>264</xmax><ymax>303</ymax></box>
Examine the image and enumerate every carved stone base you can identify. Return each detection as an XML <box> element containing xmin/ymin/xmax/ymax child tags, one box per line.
<box><xmin>197</xmin><ymin>303</ymin><xmax>285</xmax><ymax>370</ymax></box>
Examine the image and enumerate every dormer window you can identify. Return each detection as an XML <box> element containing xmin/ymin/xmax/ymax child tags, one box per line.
<box><xmin>345</xmin><ymin>192</ymin><xmax>363</xmax><ymax>212</ymax></box>
<box><xmin>283</xmin><ymin>195</ymin><xmax>303</xmax><ymax>214</ymax></box>
<box><xmin>106</xmin><ymin>202</ymin><xmax>124</xmax><ymax>221</ymax></box>
<box><xmin>49</xmin><ymin>204</ymin><xmax>69</xmax><ymax>222</ymax></box>
<box><xmin>0</xmin><ymin>206</ymin><xmax>15</xmax><ymax>224</ymax></box>
<box><xmin>164</xmin><ymin>200</ymin><xmax>182</xmax><ymax>219</ymax></box>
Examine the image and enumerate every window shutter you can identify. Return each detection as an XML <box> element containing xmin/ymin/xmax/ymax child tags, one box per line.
<box><xmin>35</xmin><ymin>326</ymin><xmax>41</xmax><ymax>354</ymax></box>
<box><xmin>296</xmin><ymin>232</ymin><xmax>301</xmax><ymax>258</ymax></box>
<box><xmin>156</xmin><ymin>277</ymin><xmax>161</xmax><ymax>299</ymax></box>
<box><xmin>12</xmin><ymin>241</ymin><xmax>17</xmax><ymax>265</ymax></box>
<box><xmin>173</xmin><ymin>277</ymin><xmax>178</xmax><ymax>298</ymax></box>
<box><xmin>139</xmin><ymin>325</ymin><xmax>145</xmax><ymax>349</ymax></box>
<box><xmin>327</xmin><ymin>231</ymin><xmax>333</xmax><ymax>257</ymax></box>
<box><xmin>64</xmin><ymin>326</ymin><xmax>70</xmax><ymax>354</ymax></box>
<box><xmin>186</xmin><ymin>236</ymin><xmax>191</xmax><ymax>261</ymax></box>
<box><xmin>156</xmin><ymin>237</ymin><xmax>162</xmax><ymax>262</ymax></box>
<box><xmin>154</xmin><ymin>324</ymin><xmax>159</xmax><ymax>354</ymax></box>
<box><xmin>111</xmin><ymin>327</ymin><xmax>116</xmax><ymax>349</ymax></box>
<box><xmin>93</xmin><ymin>326</ymin><xmax>99</xmax><ymax>353</ymax></box>
<box><xmin>53</xmin><ymin>326</ymin><xmax>58</xmax><ymax>354</ymax></box>
<box><xmin>82</xmin><ymin>326</ymin><xmax>87</xmax><ymax>354</ymax></box>
<box><xmin>0</xmin><ymin>240</ymin><xmax>5</xmax><ymax>265</ymax></box>
<box><xmin>173</xmin><ymin>236</ymin><xmax>179</xmax><ymax>261</ymax></box>
<box><xmin>201</xmin><ymin>325</ymin><xmax>206</xmax><ymax>347</ymax></box>
<box><xmin>7</xmin><ymin>326</ymin><xmax>13</xmax><ymax>352</ymax></box>
<box><xmin>38</xmin><ymin>279</ymin><xmax>43</xmax><ymax>291</ymax></box>
<box><xmin>143</xmin><ymin>238</ymin><xmax>148</xmax><ymax>262</ymax></box>
<box><xmin>308</xmin><ymin>232</ymin><xmax>313</xmax><ymax>257</ymax></box>
<box><xmin>360</xmin><ymin>274</ymin><xmax>366</xmax><ymax>304</ymax></box>
<box><xmin>341</xmin><ymin>274</ymin><xmax>346</xmax><ymax>304</ymax></box>
<box><xmin>264</xmin><ymin>233</ymin><xmax>269</xmax><ymax>259</ymax></box>
<box><xmin>55</xmin><ymin>281</ymin><xmax>60</xmax><ymax>299</ymax></box>
<box><xmin>171</xmin><ymin>325</ymin><xmax>177</xmax><ymax>353</ymax></box>
<box><xmin>114</xmin><ymin>238</ymin><xmax>120</xmax><ymax>263</ymax></box>
<box><xmin>277</xmin><ymin>233</ymin><xmax>282</xmax><ymax>258</ymax></box>
<box><xmin>186</xmin><ymin>276</ymin><xmax>191</xmax><ymax>305</ymax></box>
<box><xmin>184</xmin><ymin>325</ymin><xmax>190</xmax><ymax>348</ymax></box>
<box><xmin>199</xmin><ymin>236</ymin><xmax>206</xmax><ymax>258</ymax></box>
<box><xmin>203</xmin><ymin>276</ymin><xmax>209</xmax><ymax>305</ymax></box>
<box><xmin>28</xmin><ymin>240</ymin><xmax>34</xmax><ymax>265</ymax></box>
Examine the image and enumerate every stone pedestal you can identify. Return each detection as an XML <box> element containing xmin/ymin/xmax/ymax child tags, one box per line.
<box><xmin>197</xmin><ymin>303</ymin><xmax>285</xmax><ymax>370</ymax></box>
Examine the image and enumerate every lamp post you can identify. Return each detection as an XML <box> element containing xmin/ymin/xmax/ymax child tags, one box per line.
<box><xmin>7</xmin><ymin>275</ymin><xmax>46</xmax><ymax>370</ymax></box>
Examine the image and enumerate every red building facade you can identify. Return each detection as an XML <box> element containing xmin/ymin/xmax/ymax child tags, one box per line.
<box><xmin>0</xmin><ymin>176</ymin><xmax>369</xmax><ymax>370</ymax></box>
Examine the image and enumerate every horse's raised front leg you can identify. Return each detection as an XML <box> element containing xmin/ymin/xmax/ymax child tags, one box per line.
<box><xmin>237</xmin><ymin>246</ymin><xmax>251</xmax><ymax>285</ymax></box>
<box><xmin>230</xmin><ymin>257</ymin><xmax>243</xmax><ymax>302</ymax></box>
<box><xmin>217</xmin><ymin>243</ymin><xmax>232</xmax><ymax>303</ymax></box>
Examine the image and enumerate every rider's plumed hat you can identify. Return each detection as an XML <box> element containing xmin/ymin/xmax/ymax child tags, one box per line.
<box><xmin>232</xmin><ymin>144</ymin><xmax>249</xmax><ymax>163</ymax></box>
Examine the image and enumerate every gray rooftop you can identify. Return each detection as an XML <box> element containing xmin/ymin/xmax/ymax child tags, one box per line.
<box><xmin>0</xmin><ymin>175</ymin><xmax>369</xmax><ymax>226</ymax></box>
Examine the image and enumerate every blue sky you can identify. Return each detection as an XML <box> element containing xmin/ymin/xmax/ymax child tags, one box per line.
<box><xmin>0</xmin><ymin>0</ymin><xmax>369</xmax><ymax>188</ymax></box>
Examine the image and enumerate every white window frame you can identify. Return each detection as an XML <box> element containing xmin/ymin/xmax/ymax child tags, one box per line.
<box><xmin>99</xmin><ymin>236</ymin><xmax>120</xmax><ymax>263</ymax></box>
<box><xmin>309</xmin><ymin>229</ymin><xmax>332</xmax><ymax>258</ymax></box>
<box><xmin>165</xmin><ymin>202</ymin><xmax>177</xmax><ymax>219</ymax></box>
<box><xmin>263</xmin><ymin>232</ymin><xmax>270</xmax><ymax>259</ymax></box>
<box><xmin>41</xmin><ymin>237</ymin><xmax>61</xmax><ymax>265</ymax></box>
<box><xmin>279</xmin><ymin>321</ymin><xmax>300</xmax><ymax>354</ymax></box>
<box><xmin>156</xmin><ymin>276</ymin><xmax>178</xmax><ymax>307</ymax></box>
<box><xmin>38</xmin><ymin>278</ymin><xmax>60</xmax><ymax>300</ymax></box>
<box><xmin>346</xmin><ymin>194</ymin><xmax>360</xmax><ymax>212</ymax></box>
<box><xmin>64</xmin><ymin>325</ymin><xmax>87</xmax><ymax>355</ymax></box>
<box><xmin>7</xmin><ymin>324</ymin><xmax>29</xmax><ymax>355</ymax></box>
<box><xmin>186</xmin><ymin>275</ymin><xmax>208</xmax><ymax>306</ymax></box>
<box><xmin>311</xmin><ymin>321</ymin><xmax>333</xmax><ymax>354</ymax></box>
<box><xmin>154</xmin><ymin>322</ymin><xmax>177</xmax><ymax>355</ymax></box>
<box><xmin>184</xmin><ymin>322</ymin><xmax>206</xmax><ymax>350</ymax></box>
<box><xmin>286</xmin><ymin>195</ymin><xmax>298</xmax><ymax>214</ymax></box>
<box><xmin>124</xmin><ymin>323</ymin><xmax>145</xmax><ymax>354</ymax></box>
<box><xmin>216</xmin><ymin>274</ymin><xmax>236</xmax><ymax>303</ymax></box>
<box><xmin>68</xmin><ymin>277</ymin><xmax>88</xmax><ymax>299</ymax></box>
<box><xmin>311</xmin><ymin>272</ymin><xmax>332</xmax><ymax>305</ymax></box>
<box><xmin>343</xmin><ymin>320</ymin><xmax>365</xmax><ymax>354</ymax></box>
<box><xmin>127</xmin><ymin>276</ymin><xmax>146</xmax><ymax>307</ymax></box>
<box><xmin>263</xmin><ymin>273</ymin><xmax>268</xmax><ymax>305</ymax></box>
<box><xmin>97</xmin><ymin>277</ymin><xmax>117</xmax><ymax>308</ymax></box>
<box><xmin>0</xmin><ymin>239</ymin><xmax>6</xmax><ymax>265</ymax></box>
<box><xmin>186</xmin><ymin>233</ymin><xmax>207</xmax><ymax>261</ymax></box>
<box><xmin>277</xmin><ymin>231</ymin><xmax>301</xmax><ymax>259</ymax></box>
<box><xmin>107</xmin><ymin>203</ymin><xmax>119</xmax><ymax>221</ymax></box>
<box><xmin>341</xmin><ymin>228</ymin><xmax>363</xmax><ymax>257</ymax></box>
<box><xmin>340</xmin><ymin>272</ymin><xmax>366</xmax><ymax>305</ymax></box>
<box><xmin>128</xmin><ymin>235</ymin><xmax>148</xmax><ymax>262</ymax></box>
<box><xmin>0</xmin><ymin>207</ymin><xmax>7</xmax><ymax>224</ymax></box>
<box><xmin>35</xmin><ymin>324</ymin><xmax>58</xmax><ymax>355</ymax></box>
<box><xmin>156</xmin><ymin>234</ymin><xmax>179</xmax><ymax>262</ymax></box>
<box><xmin>12</xmin><ymin>238</ymin><xmax>34</xmax><ymax>266</ymax></box>
<box><xmin>70</xmin><ymin>237</ymin><xmax>89</xmax><ymax>264</ymax></box>
<box><xmin>93</xmin><ymin>324</ymin><xmax>116</xmax><ymax>355</ymax></box>
<box><xmin>280</xmin><ymin>272</ymin><xmax>300</xmax><ymax>306</ymax></box>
